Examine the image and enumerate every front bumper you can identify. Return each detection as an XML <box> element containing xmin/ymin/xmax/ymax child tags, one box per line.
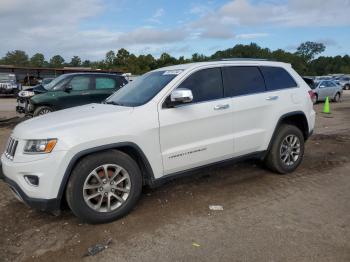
<box><xmin>16</xmin><ymin>97</ymin><xmax>33</xmax><ymax>114</ymax></box>
<box><xmin>0</xmin><ymin>162</ymin><xmax>60</xmax><ymax>212</ymax></box>
<box><xmin>0</xmin><ymin>87</ymin><xmax>17</xmax><ymax>94</ymax></box>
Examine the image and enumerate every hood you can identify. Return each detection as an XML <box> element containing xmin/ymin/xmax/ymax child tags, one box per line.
<box><xmin>31</xmin><ymin>84</ymin><xmax>48</xmax><ymax>94</ymax></box>
<box><xmin>13</xmin><ymin>103</ymin><xmax>134</xmax><ymax>140</ymax></box>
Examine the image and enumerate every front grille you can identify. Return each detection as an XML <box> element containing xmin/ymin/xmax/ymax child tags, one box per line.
<box><xmin>0</xmin><ymin>83</ymin><xmax>9</xmax><ymax>89</ymax></box>
<box><xmin>5</xmin><ymin>137</ymin><xmax>18</xmax><ymax>160</ymax></box>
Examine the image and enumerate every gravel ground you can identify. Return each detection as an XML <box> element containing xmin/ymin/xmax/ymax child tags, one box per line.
<box><xmin>0</xmin><ymin>94</ymin><xmax>349</xmax><ymax>262</ymax></box>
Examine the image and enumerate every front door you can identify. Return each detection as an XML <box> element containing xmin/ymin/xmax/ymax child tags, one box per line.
<box><xmin>158</xmin><ymin>68</ymin><xmax>234</xmax><ymax>175</ymax></box>
<box><xmin>58</xmin><ymin>75</ymin><xmax>93</xmax><ymax>109</ymax></box>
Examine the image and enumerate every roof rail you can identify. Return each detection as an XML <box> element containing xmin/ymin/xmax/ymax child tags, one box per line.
<box><xmin>219</xmin><ymin>58</ymin><xmax>270</xmax><ymax>61</ymax></box>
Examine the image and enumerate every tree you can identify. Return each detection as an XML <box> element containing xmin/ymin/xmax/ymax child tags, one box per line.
<box><xmin>82</xmin><ymin>60</ymin><xmax>91</xmax><ymax>67</ymax></box>
<box><xmin>69</xmin><ymin>56</ymin><xmax>82</xmax><ymax>67</ymax></box>
<box><xmin>105</xmin><ymin>50</ymin><xmax>115</xmax><ymax>68</ymax></box>
<box><xmin>30</xmin><ymin>53</ymin><xmax>45</xmax><ymax>67</ymax></box>
<box><xmin>115</xmin><ymin>48</ymin><xmax>130</xmax><ymax>67</ymax></box>
<box><xmin>2</xmin><ymin>50</ymin><xmax>29</xmax><ymax>66</ymax></box>
<box><xmin>157</xmin><ymin>52</ymin><xmax>177</xmax><ymax>67</ymax></box>
<box><xmin>49</xmin><ymin>55</ymin><xmax>65</xmax><ymax>68</ymax></box>
<box><xmin>296</xmin><ymin>41</ymin><xmax>326</xmax><ymax>62</ymax></box>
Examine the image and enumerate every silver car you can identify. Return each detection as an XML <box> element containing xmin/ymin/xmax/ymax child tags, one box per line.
<box><xmin>312</xmin><ymin>80</ymin><xmax>343</xmax><ymax>103</ymax></box>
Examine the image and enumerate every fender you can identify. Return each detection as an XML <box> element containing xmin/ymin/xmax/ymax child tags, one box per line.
<box><xmin>56</xmin><ymin>142</ymin><xmax>155</xmax><ymax>203</ymax></box>
<box><xmin>266</xmin><ymin>110</ymin><xmax>310</xmax><ymax>154</ymax></box>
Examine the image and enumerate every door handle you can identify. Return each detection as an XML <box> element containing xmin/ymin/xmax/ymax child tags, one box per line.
<box><xmin>81</xmin><ymin>92</ymin><xmax>90</xmax><ymax>95</ymax></box>
<box><xmin>214</xmin><ymin>104</ymin><xmax>230</xmax><ymax>110</ymax></box>
<box><xmin>266</xmin><ymin>95</ymin><xmax>279</xmax><ymax>101</ymax></box>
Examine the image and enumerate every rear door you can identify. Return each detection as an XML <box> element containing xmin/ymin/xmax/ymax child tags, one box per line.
<box><xmin>222</xmin><ymin>66</ymin><xmax>273</xmax><ymax>155</ymax></box>
<box><xmin>90</xmin><ymin>75</ymin><xmax>127</xmax><ymax>103</ymax></box>
<box><xmin>258</xmin><ymin>66</ymin><xmax>300</xmax><ymax>150</ymax></box>
<box><xmin>326</xmin><ymin>81</ymin><xmax>338</xmax><ymax>97</ymax></box>
<box><xmin>158</xmin><ymin>67</ymin><xmax>234</xmax><ymax>175</ymax></box>
<box><xmin>57</xmin><ymin>75</ymin><xmax>93</xmax><ymax>109</ymax></box>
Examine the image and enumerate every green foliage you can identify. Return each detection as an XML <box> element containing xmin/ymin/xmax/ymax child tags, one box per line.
<box><xmin>49</xmin><ymin>55</ymin><xmax>65</xmax><ymax>68</ymax></box>
<box><xmin>296</xmin><ymin>41</ymin><xmax>326</xmax><ymax>62</ymax></box>
<box><xmin>1</xmin><ymin>42</ymin><xmax>349</xmax><ymax>76</ymax></box>
<box><xmin>2</xmin><ymin>50</ymin><xmax>29</xmax><ymax>66</ymax></box>
<box><xmin>30</xmin><ymin>53</ymin><xmax>46</xmax><ymax>67</ymax></box>
<box><xmin>69</xmin><ymin>56</ymin><xmax>82</xmax><ymax>67</ymax></box>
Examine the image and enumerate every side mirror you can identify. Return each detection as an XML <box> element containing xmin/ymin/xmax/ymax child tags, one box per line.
<box><xmin>64</xmin><ymin>85</ymin><xmax>73</xmax><ymax>92</ymax></box>
<box><xmin>320</xmin><ymin>85</ymin><xmax>325</xmax><ymax>89</ymax></box>
<box><xmin>170</xmin><ymin>88</ymin><xmax>193</xmax><ymax>105</ymax></box>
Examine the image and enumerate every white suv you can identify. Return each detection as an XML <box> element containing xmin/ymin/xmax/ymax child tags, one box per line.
<box><xmin>0</xmin><ymin>60</ymin><xmax>316</xmax><ymax>224</ymax></box>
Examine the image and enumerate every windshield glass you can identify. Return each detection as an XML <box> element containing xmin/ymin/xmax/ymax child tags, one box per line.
<box><xmin>44</xmin><ymin>74</ymin><xmax>68</xmax><ymax>90</ymax></box>
<box><xmin>105</xmin><ymin>70</ymin><xmax>180</xmax><ymax>107</ymax></box>
<box><xmin>0</xmin><ymin>73</ymin><xmax>14</xmax><ymax>82</ymax></box>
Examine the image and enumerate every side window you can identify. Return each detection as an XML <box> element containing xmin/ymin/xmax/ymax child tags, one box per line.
<box><xmin>260</xmin><ymin>66</ymin><xmax>297</xmax><ymax>91</ymax></box>
<box><xmin>221</xmin><ymin>66</ymin><xmax>265</xmax><ymax>97</ymax></box>
<box><xmin>177</xmin><ymin>68</ymin><xmax>223</xmax><ymax>103</ymax></box>
<box><xmin>115</xmin><ymin>76</ymin><xmax>128</xmax><ymax>88</ymax></box>
<box><xmin>328</xmin><ymin>82</ymin><xmax>336</xmax><ymax>87</ymax></box>
<box><xmin>95</xmin><ymin>77</ymin><xmax>116</xmax><ymax>89</ymax></box>
<box><xmin>69</xmin><ymin>76</ymin><xmax>91</xmax><ymax>91</ymax></box>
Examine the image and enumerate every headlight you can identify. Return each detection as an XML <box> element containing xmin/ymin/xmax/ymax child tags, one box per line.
<box><xmin>19</xmin><ymin>90</ymin><xmax>35</xmax><ymax>97</ymax></box>
<box><xmin>24</xmin><ymin>139</ymin><xmax>57</xmax><ymax>154</ymax></box>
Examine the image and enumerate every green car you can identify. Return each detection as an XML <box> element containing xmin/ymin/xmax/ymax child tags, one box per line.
<box><xmin>16</xmin><ymin>73</ymin><xmax>128</xmax><ymax>116</ymax></box>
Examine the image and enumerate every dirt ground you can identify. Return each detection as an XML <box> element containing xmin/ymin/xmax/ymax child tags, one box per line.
<box><xmin>0</xmin><ymin>94</ymin><xmax>349</xmax><ymax>262</ymax></box>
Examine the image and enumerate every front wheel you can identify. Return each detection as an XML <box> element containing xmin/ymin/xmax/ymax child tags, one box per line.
<box><xmin>333</xmin><ymin>92</ymin><xmax>341</xmax><ymax>103</ymax></box>
<box><xmin>264</xmin><ymin>124</ymin><xmax>305</xmax><ymax>174</ymax></box>
<box><xmin>66</xmin><ymin>150</ymin><xmax>142</xmax><ymax>224</ymax></box>
<box><xmin>33</xmin><ymin>106</ymin><xmax>53</xmax><ymax>116</ymax></box>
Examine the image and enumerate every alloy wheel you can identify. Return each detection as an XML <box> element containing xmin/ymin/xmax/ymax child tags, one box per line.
<box><xmin>279</xmin><ymin>135</ymin><xmax>301</xmax><ymax>166</ymax></box>
<box><xmin>83</xmin><ymin>164</ymin><xmax>131</xmax><ymax>212</ymax></box>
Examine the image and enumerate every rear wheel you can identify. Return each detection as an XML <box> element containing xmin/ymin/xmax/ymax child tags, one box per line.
<box><xmin>66</xmin><ymin>150</ymin><xmax>142</xmax><ymax>224</ymax></box>
<box><xmin>33</xmin><ymin>106</ymin><xmax>53</xmax><ymax>116</ymax></box>
<box><xmin>264</xmin><ymin>124</ymin><xmax>305</xmax><ymax>174</ymax></box>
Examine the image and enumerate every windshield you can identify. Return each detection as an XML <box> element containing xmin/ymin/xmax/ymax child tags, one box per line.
<box><xmin>44</xmin><ymin>74</ymin><xmax>69</xmax><ymax>90</ymax></box>
<box><xmin>105</xmin><ymin>70</ymin><xmax>180</xmax><ymax>107</ymax></box>
<box><xmin>0</xmin><ymin>73</ymin><xmax>15</xmax><ymax>82</ymax></box>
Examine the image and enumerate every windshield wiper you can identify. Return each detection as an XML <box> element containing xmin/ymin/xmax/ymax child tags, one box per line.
<box><xmin>103</xmin><ymin>101</ymin><xmax>125</xmax><ymax>106</ymax></box>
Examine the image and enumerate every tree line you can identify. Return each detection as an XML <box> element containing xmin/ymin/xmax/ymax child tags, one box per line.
<box><xmin>0</xmin><ymin>41</ymin><xmax>349</xmax><ymax>76</ymax></box>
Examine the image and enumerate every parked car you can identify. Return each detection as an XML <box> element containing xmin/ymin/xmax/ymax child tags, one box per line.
<box><xmin>40</xmin><ymin>78</ymin><xmax>54</xmax><ymax>85</ymax></box>
<box><xmin>0</xmin><ymin>73</ymin><xmax>19</xmax><ymax>96</ymax></box>
<box><xmin>1</xmin><ymin>60</ymin><xmax>315</xmax><ymax>224</ymax></box>
<box><xmin>16</xmin><ymin>73</ymin><xmax>128</xmax><ymax>116</ymax></box>
<box><xmin>310</xmin><ymin>80</ymin><xmax>343</xmax><ymax>103</ymax></box>
<box><xmin>334</xmin><ymin>75</ymin><xmax>350</xmax><ymax>90</ymax></box>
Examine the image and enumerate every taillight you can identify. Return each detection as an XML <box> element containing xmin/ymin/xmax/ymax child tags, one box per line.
<box><xmin>308</xmin><ymin>90</ymin><xmax>316</xmax><ymax>103</ymax></box>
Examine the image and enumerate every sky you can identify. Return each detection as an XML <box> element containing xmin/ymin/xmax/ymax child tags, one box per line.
<box><xmin>0</xmin><ymin>0</ymin><xmax>349</xmax><ymax>61</ymax></box>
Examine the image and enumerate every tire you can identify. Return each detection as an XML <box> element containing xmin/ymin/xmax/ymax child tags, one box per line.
<box><xmin>33</xmin><ymin>106</ymin><xmax>53</xmax><ymax>116</ymax></box>
<box><xmin>333</xmin><ymin>92</ymin><xmax>341</xmax><ymax>103</ymax></box>
<box><xmin>264</xmin><ymin>124</ymin><xmax>305</xmax><ymax>174</ymax></box>
<box><xmin>66</xmin><ymin>150</ymin><xmax>142</xmax><ymax>224</ymax></box>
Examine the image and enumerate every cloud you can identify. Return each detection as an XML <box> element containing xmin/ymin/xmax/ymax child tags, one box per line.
<box><xmin>209</xmin><ymin>0</ymin><xmax>350</xmax><ymax>27</ymax></box>
<box><xmin>147</xmin><ymin>8</ymin><xmax>165</xmax><ymax>24</ymax></box>
<box><xmin>0</xmin><ymin>0</ymin><xmax>349</xmax><ymax>60</ymax></box>
<box><xmin>236</xmin><ymin>33</ymin><xmax>269</xmax><ymax>39</ymax></box>
<box><xmin>118</xmin><ymin>27</ymin><xmax>187</xmax><ymax>45</ymax></box>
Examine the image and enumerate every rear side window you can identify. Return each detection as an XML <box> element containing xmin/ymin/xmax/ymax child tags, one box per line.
<box><xmin>222</xmin><ymin>66</ymin><xmax>265</xmax><ymax>97</ymax></box>
<box><xmin>260</xmin><ymin>66</ymin><xmax>297</xmax><ymax>91</ymax></box>
<box><xmin>95</xmin><ymin>77</ymin><xmax>116</xmax><ymax>89</ymax></box>
<box><xmin>177</xmin><ymin>68</ymin><xmax>223</xmax><ymax>103</ymax></box>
